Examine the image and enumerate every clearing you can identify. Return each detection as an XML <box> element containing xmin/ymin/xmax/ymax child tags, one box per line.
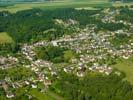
<box><xmin>112</xmin><ymin>57</ymin><xmax>133</xmax><ymax>84</ymax></box>
<box><xmin>0</xmin><ymin>32</ymin><xmax>13</xmax><ymax>44</ymax></box>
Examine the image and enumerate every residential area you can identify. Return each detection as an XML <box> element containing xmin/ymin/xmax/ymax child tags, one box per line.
<box><xmin>0</xmin><ymin>6</ymin><xmax>133</xmax><ymax>99</ymax></box>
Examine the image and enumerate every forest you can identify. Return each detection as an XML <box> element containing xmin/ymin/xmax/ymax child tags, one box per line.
<box><xmin>35</xmin><ymin>46</ymin><xmax>74</xmax><ymax>63</ymax></box>
<box><xmin>51</xmin><ymin>72</ymin><xmax>133</xmax><ymax>100</ymax></box>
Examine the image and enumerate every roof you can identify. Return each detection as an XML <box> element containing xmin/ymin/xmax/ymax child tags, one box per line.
<box><xmin>0</xmin><ymin>80</ymin><xmax>5</xmax><ymax>84</ymax></box>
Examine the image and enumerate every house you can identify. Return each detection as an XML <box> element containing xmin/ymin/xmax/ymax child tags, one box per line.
<box><xmin>52</xmin><ymin>41</ymin><xmax>58</xmax><ymax>46</ymax></box>
<box><xmin>77</xmin><ymin>71</ymin><xmax>84</xmax><ymax>77</ymax></box>
<box><xmin>44</xmin><ymin>80</ymin><xmax>52</xmax><ymax>86</ymax></box>
<box><xmin>0</xmin><ymin>57</ymin><xmax>6</xmax><ymax>65</ymax></box>
<box><xmin>105</xmin><ymin>69</ymin><xmax>112</xmax><ymax>75</ymax></box>
<box><xmin>25</xmin><ymin>81</ymin><xmax>30</xmax><ymax>85</ymax></box>
<box><xmin>12</xmin><ymin>83</ymin><xmax>19</xmax><ymax>89</ymax></box>
<box><xmin>0</xmin><ymin>80</ymin><xmax>5</xmax><ymax>85</ymax></box>
<box><xmin>6</xmin><ymin>92</ymin><xmax>15</xmax><ymax>98</ymax></box>
<box><xmin>123</xmin><ymin>55</ymin><xmax>129</xmax><ymax>59</ymax></box>
<box><xmin>89</xmin><ymin>64</ymin><xmax>112</xmax><ymax>75</ymax></box>
<box><xmin>31</xmin><ymin>84</ymin><xmax>37</xmax><ymax>88</ymax></box>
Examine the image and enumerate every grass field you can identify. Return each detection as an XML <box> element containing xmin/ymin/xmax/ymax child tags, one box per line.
<box><xmin>47</xmin><ymin>90</ymin><xmax>65</xmax><ymax>100</ymax></box>
<box><xmin>0</xmin><ymin>0</ymin><xmax>111</xmax><ymax>13</ymax></box>
<box><xmin>29</xmin><ymin>89</ymin><xmax>54</xmax><ymax>100</ymax></box>
<box><xmin>0</xmin><ymin>32</ymin><xmax>13</xmax><ymax>44</ymax></box>
<box><xmin>112</xmin><ymin>57</ymin><xmax>133</xmax><ymax>84</ymax></box>
<box><xmin>29</xmin><ymin>89</ymin><xmax>64</xmax><ymax>100</ymax></box>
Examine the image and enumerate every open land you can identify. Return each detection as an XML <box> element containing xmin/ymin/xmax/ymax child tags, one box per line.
<box><xmin>0</xmin><ymin>0</ymin><xmax>111</xmax><ymax>13</ymax></box>
<box><xmin>0</xmin><ymin>32</ymin><xmax>13</xmax><ymax>44</ymax></box>
<box><xmin>112</xmin><ymin>57</ymin><xmax>133</xmax><ymax>84</ymax></box>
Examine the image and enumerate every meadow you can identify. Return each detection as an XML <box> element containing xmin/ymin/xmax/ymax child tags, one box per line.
<box><xmin>112</xmin><ymin>57</ymin><xmax>133</xmax><ymax>84</ymax></box>
<box><xmin>0</xmin><ymin>32</ymin><xmax>13</xmax><ymax>44</ymax></box>
<box><xmin>29</xmin><ymin>89</ymin><xmax>54</xmax><ymax>100</ymax></box>
<box><xmin>29</xmin><ymin>89</ymin><xmax>64</xmax><ymax>100</ymax></box>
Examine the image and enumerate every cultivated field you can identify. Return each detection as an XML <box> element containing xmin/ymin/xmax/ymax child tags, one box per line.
<box><xmin>0</xmin><ymin>0</ymin><xmax>132</xmax><ymax>13</ymax></box>
<box><xmin>0</xmin><ymin>0</ymin><xmax>111</xmax><ymax>13</ymax></box>
<box><xmin>0</xmin><ymin>32</ymin><xmax>13</xmax><ymax>44</ymax></box>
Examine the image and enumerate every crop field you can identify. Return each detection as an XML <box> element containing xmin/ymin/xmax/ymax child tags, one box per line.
<box><xmin>0</xmin><ymin>0</ymin><xmax>111</xmax><ymax>13</ymax></box>
<box><xmin>0</xmin><ymin>32</ymin><xmax>13</xmax><ymax>44</ymax></box>
<box><xmin>0</xmin><ymin>0</ymin><xmax>132</xmax><ymax>13</ymax></box>
<box><xmin>112</xmin><ymin>57</ymin><xmax>133</xmax><ymax>84</ymax></box>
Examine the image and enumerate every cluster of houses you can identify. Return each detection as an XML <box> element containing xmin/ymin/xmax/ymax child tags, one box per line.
<box><xmin>21</xmin><ymin>43</ymin><xmax>56</xmax><ymax>88</ymax></box>
<box><xmin>55</xmin><ymin>18</ymin><xmax>79</xmax><ymax>27</ymax></box>
<box><xmin>101</xmin><ymin>9</ymin><xmax>120</xmax><ymax>23</ymax></box>
<box><xmin>21</xmin><ymin>14</ymin><xmax>133</xmax><ymax>78</ymax></box>
<box><xmin>0</xmin><ymin>77</ymin><xmax>52</xmax><ymax>99</ymax></box>
<box><xmin>0</xmin><ymin>78</ymin><xmax>20</xmax><ymax>99</ymax></box>
<box><xmin>101</xmin><ymin>8</ymin><xmax>133</xmax><ymax>29</ymax></box>
<box><xmin>50</xmin><ymin>16</ymin><xmax>133</xmax><ymax>76</ymax></box>
<box><xmin>0</xmin><ymin>56</ymin><xmax>18</xmax><ymax>69</ymax></box>
<box><xmin>89</xmin><ymin>63</ymin><xmax>112</xmax><ymax>75</ymax></box>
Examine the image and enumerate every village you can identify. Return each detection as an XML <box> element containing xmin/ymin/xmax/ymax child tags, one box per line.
<box><xmin>0</xmin><ymin>8</ymin><xmax>133</xmax><ymax>99</ymax></box>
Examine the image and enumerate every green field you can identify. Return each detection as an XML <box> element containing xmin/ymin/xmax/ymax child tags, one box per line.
<box><xmin>0</xmin><ymin>0</ymin><xmax>132</xmax><ymax>13</ymax></box>
<box><xmin>112</xmin><ymin>57</ymin><xmax>133</xmax><ymax>84</ymax></box>
<box><xmin>29</xmin><ymin>89</ymin><xmax>64</xmax><ymax>100</ymax></box>
<box><xmin>29</xmin><ymin>89</ymin><xmax>54</xmax><ymax>100</ymax></box>
<box><xmin>0</xmin><ymin>0</ymin><xmax>111</xmax><ymax>13</ymax></box>
<box><xmin>0</xmin><ymin>32</ymin><xmax>13</xmax><ymax>44</ymax></box>
<box><xmin>47</xmin><ymin>90</ymin><xmax>65</xmax><ymax>100</ymax></box>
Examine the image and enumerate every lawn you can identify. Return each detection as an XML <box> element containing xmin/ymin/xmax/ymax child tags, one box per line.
<box><xmin>0</xmin><ymin>32</ymin><xmax>13</xmax><ymax>44</ymax></box>
<box><xmin>112</xmin><ymin>57</ymin><xmax>133</xmax><ymax>84</ymax></box>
